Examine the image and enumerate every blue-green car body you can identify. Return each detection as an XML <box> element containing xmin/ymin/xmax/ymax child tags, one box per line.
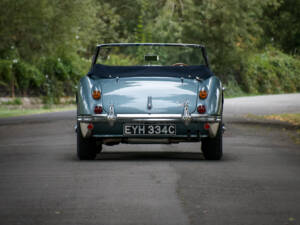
<box><xmin>76</xmin><ymin>43</ymin><xmax>223</xmax><ymax>159</ymax></box>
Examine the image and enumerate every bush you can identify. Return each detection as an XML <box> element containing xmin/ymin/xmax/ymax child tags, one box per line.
<box><xmin>0</xmin><ymin>59</ymin><xmax>44</xmax><ymax>96</ymax></box>
<box><xmin>242</xmin><ymin>48</ymin><xmax>300</xmax><ymax>94</ymax></box>
<box><xmin>100</xmin><ymin>54</ymin><xmax>139</xmax><ymax>66</ymax></box>
<box><xmin>37</xmin><ymin>54</ymin><xmax>89</xmax><ymax>103</ymax></box>
<box><xmin>224</xmin><ymin>77</ymin><xmax>246</xmax><ymax>98</ymax></box>
<box><xmin>0</xmin><ymin>53</ymin><xmax>89</xmax><ymax>102</ymax></box>
<box><xmin>1</xmin><ymin>98</ymin><xmax>22</xmax><ymax>105</ymax></box>
<box><xmin>0</xmin><ymin>59</ymin><xmax>13</xmax><ymax>89</ymax></box>
<box><xmin>14</xmin><ymin>61</ymin><xmax>45</xmax><ymax>95</ymax></box>
<box><xmin>1</xmin><ymin>46</ymin><xmax>299</xmax><ymax>100</ymax></box>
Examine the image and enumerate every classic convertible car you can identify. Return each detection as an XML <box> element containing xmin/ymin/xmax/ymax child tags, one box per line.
<box><xmin>76</xmin><ymin>43</ymin><xmax>224</xmax><ymax>160</ymax></box>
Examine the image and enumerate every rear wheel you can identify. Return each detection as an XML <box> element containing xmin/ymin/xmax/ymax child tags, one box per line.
<box><xmin>77</xmin><ymin>123</ymin><xmax>100</xmax><ymax>160</ymax></box>
<box><xmin>201</xmin><ymin>123</ymin><xmax>223</xmax><ymax>160</ymax></box>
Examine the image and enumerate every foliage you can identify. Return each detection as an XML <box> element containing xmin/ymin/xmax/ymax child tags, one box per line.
<box><xmin>263</xmin><ymin>113</ymin><xmax>300</xmax><ymax>126</ymax></box>
<box><xmin>149</xmin><ymin>0</ymin><xmax>184</xmax><ymax>43</ymax></box>
<box><xmin>0</xmin><ymin>105</ymin><xmax>76</xmax><ymax>118</ymax></box>
<box><xmin>0</xmin><ymin>54</ymin><xmax>89</xmax><ymax>101</ymax></box>
<box><xmin>1</xmin><ymin>98</ymin><xmax>22</xmax><ymax>105</ymax></box>
<box><xmin>0</xmin><ymin>0</ymin><xmax>99</xmax><ymax>61</ymax></box>
<box><xmin>242</xmin><ymin>47</ymin><xmax>300</xmax><ymax>94</ymax></box>
<box><xmin>0</xmin><ymin>59</ymin><xmax>44</xmax><ymax>96</ymax></box>
<box><xmin>223</xmin><ymin>77</ymin><xmax>246</xmax><ymax>98</ymax></box>
<box><xmin>14</xmin><ymin>61</ymin><xmax>45</xmax><ymax>95</ymax></box>
<box><xmin>181</xmin><ymin>0</ymin><xmax>275</xmax><ymax>77</ymax></box>
<box><xmin>37</xmin><ymin>54</ymin><xmax>90</xmax><ymax>103</ymax></box>
<box><xmin>0</xmin><ymin>0</ymin><xmax>299</xmax><ymax>99</ymax></box>
<box><xmin>100</xmin><ymin>54</ymin><xmax>139</xmax><ymax>66</ymax></box>
<box><xmin>0</xmin><ymin>60</ymin><xmax>13</xmax><ymax>89</ymax></box>
<box><xmin>261</xmin><ymin>0</ymin><xmax>300</xmax><ymax>54</ymax></box>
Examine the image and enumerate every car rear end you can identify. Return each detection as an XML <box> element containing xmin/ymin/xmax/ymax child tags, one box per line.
<box><xmin>76</xmin><ymin>43</ymin><xmax>224</xmax><ymax>160</ymax></box>
<box><xmin>77</xmin><ymin>75</ymin><xmax>223</xmax><ymax>144</ymax></box>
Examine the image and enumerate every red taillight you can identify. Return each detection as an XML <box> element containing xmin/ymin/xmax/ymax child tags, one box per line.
<box><xmin>197</xmin><ymin>105</ymin><xmax>206</xmax><ymax>114</ymax></box>
<box><xmin>87</xmin><ymin>123</ymin><xmax>94</xmax><ymax>130</ymax></box>
<box><xmin>204</xmin><ymin>123</ymin><xmax>210</xmax><ymax>130</ymax></box>
<box><xmin>94</xmin><ymin>106</ymin><xmax>103</xmax><ymax>114</ymax></box>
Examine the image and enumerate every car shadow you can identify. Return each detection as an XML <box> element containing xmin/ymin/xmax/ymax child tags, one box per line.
<box><xmin>94</xmin><ymin>151</ymin><xmax>204</xmax><ymax>161</ymax></box>
<box><xmin>67</xmin><ymin>151</ymin><xmax>233</xmax><ymax>162</ymax></box>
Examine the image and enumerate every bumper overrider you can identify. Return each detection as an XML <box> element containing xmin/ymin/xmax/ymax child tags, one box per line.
<box><xmin>77</xmin><ymin>113</ymin><xmax>222</xmax><ymax>139</ymax></box>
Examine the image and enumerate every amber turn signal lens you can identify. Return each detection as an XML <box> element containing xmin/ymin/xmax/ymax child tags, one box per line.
<box><xmin>199</xmin><ymin>90</ymin><xmax>208</xmax><ymax>99</ymax></box>
<box><xmin>92</xmin><ymin>90</ymin><xmax>101</xmax><ymax>100</ymax></box>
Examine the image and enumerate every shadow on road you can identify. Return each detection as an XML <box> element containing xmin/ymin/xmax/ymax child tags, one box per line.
<box><xmin>97</xmin><ymin>152</ymin><xmax>205</xmax><ymax>161</ymax></box>
<box><xmin>66</xmin><ymin>151</ymin><xmax>235</xmax><ymax>162</ymax></box>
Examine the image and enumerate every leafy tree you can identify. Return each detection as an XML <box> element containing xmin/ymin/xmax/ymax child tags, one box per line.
<box><xmin>0</xmin><ymin>0</ymin><xmax>299</xmax><ymax>97</ymax></box>
<box><xmin>149</xmin><ymin>0</ymin><xmax>186</xmax><ymax>43</ymax></box>
<box><xmin>181</xmin><ymin>0</ymin><xmax>272</xmax><ymax>78</ymax></box>
<box><xmin>0</xmin><ymin>0</ymin><xmax>99</xmax><ymax>61</ymax></box>
<box><xmin>261</xmin><ymin>0</ymin><xmax>300</xmax><ymax>54</ymax></box>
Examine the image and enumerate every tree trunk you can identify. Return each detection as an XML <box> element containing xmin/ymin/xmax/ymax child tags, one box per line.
<box><xmin>11</xmin><ymin>74</ymin><xmax>15</xmax><ymax>98</ymax></box>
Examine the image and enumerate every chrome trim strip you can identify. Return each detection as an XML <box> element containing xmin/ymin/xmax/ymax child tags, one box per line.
<box><xmin>97</xmin><ymin>43</ymin><xmax>205</xmax><ymax>48</ymax></box>
<box><xmin>92</xmin><ymin>134</ymin><xmax>208</xmax><ymax>138</ymax></box>
<box><xmin>77</xmin><ymin>114</ymin><xmax>221</xmax><ymax>123</ymax></box>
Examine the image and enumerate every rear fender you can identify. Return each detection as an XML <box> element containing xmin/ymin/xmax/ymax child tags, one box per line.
<box><xmin>77</xmin><ymin>76</ymin><xmax>102</xmax><ymax>115</ymax></box>
<box><xmin>197</xmin><ymin>76</ymin><xmax>223</xmax><ymax>115</ymax></box>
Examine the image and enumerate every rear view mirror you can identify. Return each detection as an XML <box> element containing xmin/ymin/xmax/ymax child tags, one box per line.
<box><xmin>145</xmin><ymin>55</ymin><xmax>159</xmax><ymax>62</ymax></box>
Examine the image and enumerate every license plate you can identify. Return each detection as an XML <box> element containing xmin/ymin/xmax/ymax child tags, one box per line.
<box><xmin>123</xmin><ymin>124</ymin><xmax>176</xmax><ymax>136</ymax></box>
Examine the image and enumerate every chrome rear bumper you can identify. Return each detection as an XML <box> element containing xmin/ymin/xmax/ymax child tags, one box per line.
<box><xmin>77</xmin><ymin>114</ymin><xmax>222</xmax><ymax>123</ymax></box>
<box><xmin>77</xmin><ymin>114</ymin><xmax>222</xmax><ymax>139</ymax></box>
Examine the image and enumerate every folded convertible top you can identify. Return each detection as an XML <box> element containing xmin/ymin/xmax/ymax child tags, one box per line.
<box><xmin>90</xmin><ymin>64</ymin><xmax>213</xmax><ymax>79</ymax></box>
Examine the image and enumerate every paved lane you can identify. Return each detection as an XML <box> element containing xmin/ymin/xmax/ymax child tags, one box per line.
<box><xmin>0</xmin><ymin>94</ymin><xmax>299</xmax><ymax>225</ymax></box>
<box><xmin>224</xmin><ymin>93</ymin><xmax>300</xmax><ymax>116</ymax></box>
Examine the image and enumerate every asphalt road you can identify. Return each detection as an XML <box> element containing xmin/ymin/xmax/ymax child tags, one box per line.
<box><xmin>0</xmin><ymin>94</ymin><xmax>299</xmax><ymax>225</ymax></box>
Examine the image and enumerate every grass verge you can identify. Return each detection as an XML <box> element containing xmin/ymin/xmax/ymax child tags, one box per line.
<box><xmin>246</xmin><ymin>113</ymin><xmax>300</xmax><ymax>144</ymax></box>
<box><xmin>262</xmin><ymin>114</ymin><xmax>300</xmax><ymax>126</ymax></box>
<box><xmin>0</xmin><ymin>105</ymin><xmax>76</xmax><ymax>118</ymax></box>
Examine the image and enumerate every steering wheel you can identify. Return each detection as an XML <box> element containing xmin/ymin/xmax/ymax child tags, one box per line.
<box><xmin>172</xmin><ymin>62</ymin><xmax>188</xmax><ymax>66</ymax></box>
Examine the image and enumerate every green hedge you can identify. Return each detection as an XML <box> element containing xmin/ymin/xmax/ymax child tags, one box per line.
<box><xmin>242</xmin><ymin>48</ymin><xmax>300</xmax><ymax>94</ymax></box>
<box><xmin>0</xmin><ymin>60</ymin><xmax>13</xmax><ymax>88</ymax></box>
<box><xmin>0</xmin><ymin>54</ymin><xmax>90</xmax><ymax>102</ymax></box>
<box><xmin>0</xmin><ymin>59</ymin><xmax>44</xmax><ymax>95</ymax></box>
<box><xmin>1</xmin><ymin>47</ymin><xmax>299</xmax><ymax>101</ymax></box>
